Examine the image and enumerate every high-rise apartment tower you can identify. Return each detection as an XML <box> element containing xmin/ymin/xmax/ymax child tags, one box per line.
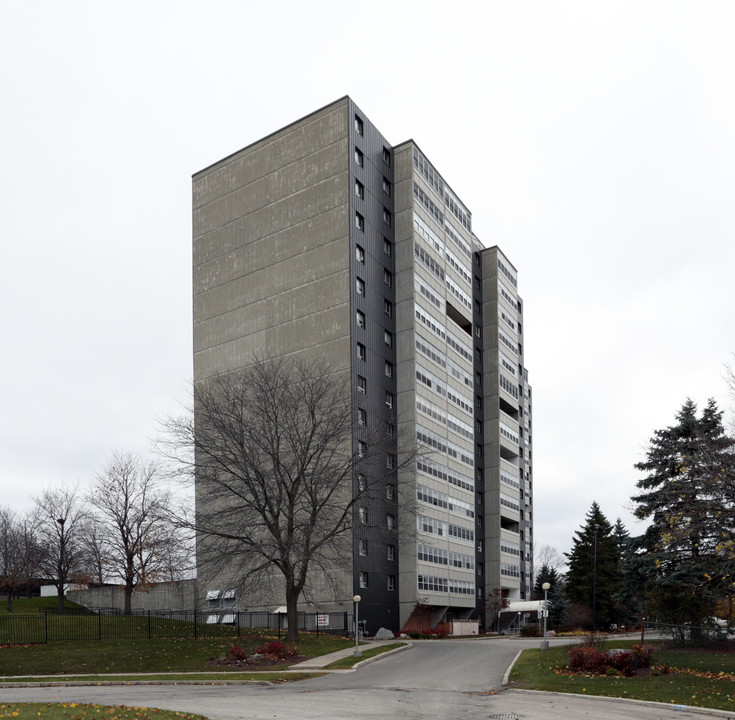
<box><xmin>193</xmin><ymin>97</ymin><xmax>533</xmax><ymax>633</ymax></box>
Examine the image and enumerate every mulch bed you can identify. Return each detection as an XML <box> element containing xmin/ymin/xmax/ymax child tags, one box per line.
<box><xmin>206</xmin><ymin>655</ymin><xmax>308</xmax><ymax>670</ymax></box>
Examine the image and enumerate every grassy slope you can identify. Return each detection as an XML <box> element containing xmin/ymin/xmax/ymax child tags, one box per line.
<box><xmin>509</xmin><ymin>640</ymin><xmax>735</xmax><ymax>712</ymax></box>
<box><xmin>0</xmin><ymin>634</ymin><xmax>352</xmax><ymax>676</ymax></box>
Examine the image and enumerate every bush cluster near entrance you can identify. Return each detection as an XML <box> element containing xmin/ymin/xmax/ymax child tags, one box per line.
<box><xmin>510</xmin><ymin>639</ymin><xmax>735</xmax><ymax>711</ymax></box>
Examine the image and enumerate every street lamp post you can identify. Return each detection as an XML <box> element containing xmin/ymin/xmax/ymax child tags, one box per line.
<box><xmin>353</xmin><ymin>594</ymin><xmax>362</xmax><ymax>657</ymax></box>
<box><xmin>540</xmin><ymin>582</ymin><xmax>551</xmax><ymax>650</ymax></box>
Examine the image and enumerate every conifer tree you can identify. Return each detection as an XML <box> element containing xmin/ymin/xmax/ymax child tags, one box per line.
<box><xmin>564</xmin><ymin>502</ymin><xmax>621</xmax><ymax>629</ymax></box>
<box><xmin>632</xmin><ymin>399</ymin><xmax>735</xmax><ymax>633</ymax></box>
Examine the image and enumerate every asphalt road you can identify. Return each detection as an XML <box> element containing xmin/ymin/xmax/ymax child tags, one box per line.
<box><xmin>1</xmin><ymin>637</ymin><xmax>732</xmax><ymax>720</ymax></box>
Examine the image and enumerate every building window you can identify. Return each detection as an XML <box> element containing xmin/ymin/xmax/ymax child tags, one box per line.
<box><xmin>358</xmin><ymin>440</ymin><xmax>367</xmax><ymax>458</ymax></box>
<box><xmin>384</xmin><ymin>361</ymin><xmax>393</xmax><ymax>378</ymax></box>
<box><xmin>477</xmin><ymin>540</ymin><xmax>483</xmax><ymax>552</ymax></box>
<box><xmin>359</xmin><ymin>507</ymin><xmax>368</xmax><ymax>524</ymax></box>
<box><xmin>384</xmin><ymin>330</ymin><xmax>393</xmax><ymax>348</ymax></box>
<box><xmin>356</xmin><ymin>310</ymin><xmax>365</xmax><ymax>328</ymax></box>
<box><xmin>354</xmin><ymin>114</ymin><xmax>364</xmax><ymax>135</ymax></box>
<box><xmin>356</xmin><ymin>244</ymin><xmax>365</xmax><ymax>263</ymax></box>
<box><xmin>383</xmin><ymin>238</ymin><xmax>392</xmax><ymax>256</ymax></box>
<box><xmin>383</xmin><ymin>208</ymin><xmax>392</xmax><ymax>227</ymax></box>
<box><xmin>386</xmin><ymin>513</ymin><xmax>395</xmax><ymax>530</ymax></box>
<box><xmin>383</xmin><ymin>146</ymin><xmax>391</xmax><ymax>166</ymax></box>
<box><xmin>383</xmin><ymin>269</ymin><xmax>393</xmax><ymax>287</ymax></box>
<box><xmin>386</xmin><ymin>422</ymin><xmax>395</xmax><ymax>437</ymax></box>
<box><xmin>357</xmin><ymin>407</ymin><xmax>367</xmax><ymax>425</ymax></box>
<box><xmin>384</xmin><ymin>299</ymin><xmax>393</xmax><ymax>317</ymax></box>
<box><xmin>357</xmin><ymin>473</ymin><xmax>366</xmax><ymax>491</ymax></box>
<box><xmin>386</xmin><ymin>454</ymin><xmax>396</xmax><ymax>469</ymax></box>
<box><xmin>385</xmin><ymin>392</ymin><xmax>394</xmax><ymax>409</ymax></box>
<box><xmin>387</xmin><ymin>575</ymin><xmax>395</xmax><ymax>591</ymax></box>
<box><xmin>386</xmin><ymin>485</ymin><xmax>395</xmax><ymax>500</ymax></box>
<box><xmin>355</xmin><ymin>179</ymin><xmax>364</xmax><ymax>199</ymax></box>
<box><xmin>387</xmin><ymin>544</ymin><xmax>396</xmax><ymax>561</ymax></box>
<box><xmin>355</xmin><ymin>148</ymin><xmax>364</xmax><ymax>167</ymax></box>
<box><xmin>357</xmin><ymin>375</ymin><xmax>366</xmax><ymax>394</ymax></box>
<box><xmin>355</xmin><ymin>212</ymin><xmax>364</xmax><ymax>231</ymax></box>
<box><xmin>356</xmin><ymin>277</ymin><xmax>365</xmax><ymax>296</ymax></box>
<box><xmin>359</xmin><ymin>539</ymin><xmax>368</xmax><ymax>556</ymax></box>
<box><xmin>357</xmin><ymin>342</ymin><xmax>366</xmax><ymax>361</ymax></box>
<box><xmin>359</xmin><ymin>571</ymin><xmax>369</xmax><ymax>588</ymax></box>
<box><xmin>382</xmin><ymin>177</ymin><xmax>391</xmax><ymax>196</ymax></box>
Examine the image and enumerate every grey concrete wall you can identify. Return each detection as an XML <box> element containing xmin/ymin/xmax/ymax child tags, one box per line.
<box><xmin>192</xmin><ymin>98</ymin><xmax>354</xmax><ymax>615</ymax></box>
<box><xmin>68</xmin><ymin>580</ymin><xmax>198</xmax><ymax>611</ymax></box>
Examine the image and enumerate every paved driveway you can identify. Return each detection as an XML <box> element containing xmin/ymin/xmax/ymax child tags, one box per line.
<box><xmin>1</xmin><ymin>637</ymin><xmax>730</xmax><ymax>720</ymax></box>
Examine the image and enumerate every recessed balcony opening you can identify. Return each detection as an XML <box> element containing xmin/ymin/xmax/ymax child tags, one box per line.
<box><xmin>501</xmin><ymin>517</ymin><xmax>520</xmax><ymax>533</ymax></box>
<box><xmin>500</xmin><ymin>444</ymin><xmax>518</xmax><ymax>461</ymax></box>
<box><xmin>499</xmin><ymin>396</ymin><xmax>518</xmax><ymax>419</ymax></box>
<box><xmin>446</xmin><ymin>301</ymin><xmax>472</xmax><ymax>336</ymax></box>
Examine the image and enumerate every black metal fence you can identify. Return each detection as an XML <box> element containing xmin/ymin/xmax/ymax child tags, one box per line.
<box><xmin>0</xmin><ymin>609</ymin><xmax>351</xmax><ymax>645</ymax></box>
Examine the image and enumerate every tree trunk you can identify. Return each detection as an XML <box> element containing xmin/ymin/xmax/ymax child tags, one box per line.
<box><xmin>6</xmin><ymin>593</ymin><xmax>12</xmax><ymax>613</ymax></box>
<box><xmin>57</xmin><ymin>586</ymin><xmax>65</xmax><ymax>614</ymax></box>
<box><xmin>286</xmin><ymin>584</ymin><xmax>299</xmax><ymax>644</ymax></box>
<box><xmin>124</xmin><ymin>582</ymin><xmax>133</xmax><ymax>615</ymax></box>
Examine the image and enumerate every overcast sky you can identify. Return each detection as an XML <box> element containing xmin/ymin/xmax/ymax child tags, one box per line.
<box><xmin>2</xmin><ymin>1</ymin><xmax>733</xmax><ymax>560</ymax></box>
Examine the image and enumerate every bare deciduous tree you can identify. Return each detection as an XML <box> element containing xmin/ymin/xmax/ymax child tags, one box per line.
<box><xmin>89</xmin><ymin>452</ymin><xmax>185</xmax><ymax>614</ymax></box>
<box><xmin>77</xmin><ymin>515</ymin><xmax>111</xmax><ymax>586</ymax></box>
<box><xmin>33</xmin><ymin>485</ymin><xmax>87</xmax><ymax>613</ymax></box>
<box><xmin>0</xmin><ymin>508</ymin><xmax>38</xmax><ymax>612</ymax></box>
<box><xmin>161</xmin><ymin>355</ymin><xmax>403</xmax><ymax>643</ymax></box>
<box><xmin>534</xmin><ymin>544</ymin><xmax>565</xmax><ymax>573</ymax></box>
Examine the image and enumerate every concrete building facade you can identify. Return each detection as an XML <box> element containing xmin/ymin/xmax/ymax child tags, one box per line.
<box><xmin>192</xmin><ymin>97</ymin><xmax>533</xmax><ymax>633</ymax></box>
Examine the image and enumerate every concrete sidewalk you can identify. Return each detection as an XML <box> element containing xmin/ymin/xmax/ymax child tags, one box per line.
<box><xmin>290</xmin><ymin>638</ymin><xmax>409</xmax><ymax>669</ymax></box>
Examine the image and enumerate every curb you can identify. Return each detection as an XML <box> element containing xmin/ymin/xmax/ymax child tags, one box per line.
<box><xmin>504</xmin><ymin>688</ymin><xmax>735</xmax><ymax>720</ymax></box>
<box><xmin>351</xmin><ymin>642</ymin><xmax>412</xmax><ymax>670</ymax></box>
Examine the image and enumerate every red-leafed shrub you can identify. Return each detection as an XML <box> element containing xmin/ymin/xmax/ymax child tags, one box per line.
<box><xmin>608</xmin><ymin>650</ymin><xmax>635</xmax><ymax>676</ymax></box>
<box><xmin>255</xmin><ymin>640</ymin><xmax>298</xmax><ymax>659</ymax></box>
<box><xmin>568</xmin><ymin>645</ymin><xmax>642</xmax><ymax>676</ymax></box>
<box><xmin>229</xmin><ymin>645</ymin><xmax>248</xmax><ymax>661</ymax></box>
<box><xmin>568</xmin><ymin>645</ymin><xmax>609</xmax><ymax>674</ymax></box>
<box><xmin>632</xmin><ymin>644</ymin><xmax>655</xmax><ymax>668</ymax></box>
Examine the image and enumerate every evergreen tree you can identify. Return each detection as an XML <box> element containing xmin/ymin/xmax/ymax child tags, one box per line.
<box><xmin>533</xmin><ymin>563</ymin><xmax>561</xmax><ymax>599</ymax></box>
<box><xmin>632</xmin><ymin>399</ymin><xmax>735</xmax><ymax>632</ymax></box>
<box><xmin>533</xmin><ymin>563</ymin><xmax>566</xmax><ymax>630</ymax></box>
<box><xmin>564</xmin><ymin>503</ymin><xmax>621</xmax><ymax>629</ymax></box>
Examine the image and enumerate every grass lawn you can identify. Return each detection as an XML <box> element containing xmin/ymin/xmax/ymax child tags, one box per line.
<box><xmin>0</xmin><ymin>672</ymin><xmax>320</xmax><ymax>684</ymax></box>
<box><xmin>324</xmin><ymin>642</ymin><xmax>407</xmax><ymax>669</ymax></box>
<box><xmin>0</xmin><ymin>703</ymin><xmax>209</xmax><ymax>720</ymax></box>
<box><xmin>509</xmin><ymin>639</ymin><xmax>735</xmax><ymax>711</ymax></box>
<box><xmin>0</xmin><ymin>634</ymin><xmax>352</xmax><ymax>676</ymax></box>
